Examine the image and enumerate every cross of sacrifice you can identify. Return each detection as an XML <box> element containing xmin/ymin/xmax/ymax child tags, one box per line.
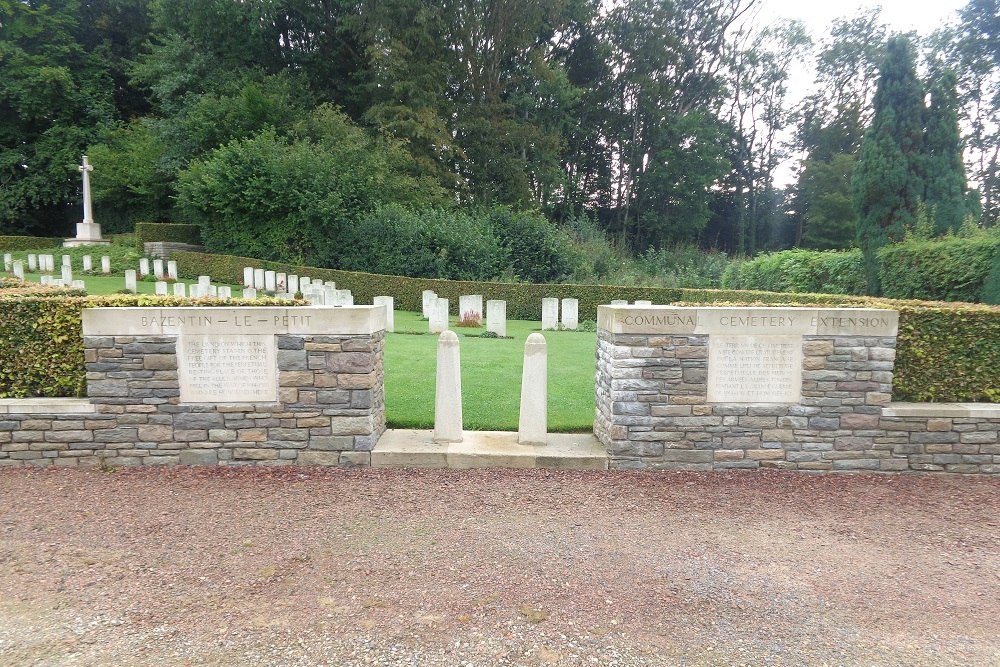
<box><xmin>79</xmin><ymin>155</ymin><xmax>94</xmax><ymax>224</ymax></box>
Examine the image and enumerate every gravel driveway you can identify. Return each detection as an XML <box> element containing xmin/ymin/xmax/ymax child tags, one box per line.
<box><xmin>0</xmin><ymin>467</ymin><xmax>997</xmax><ymax>666</ymax></box>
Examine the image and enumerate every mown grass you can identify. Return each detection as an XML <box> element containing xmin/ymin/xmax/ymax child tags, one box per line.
<box><xmin>0</xmin><ymin>268</ymin><xmax>242</xmax><ymax>295</ymax></box>
<box><xmin>386</xmin><ymin>311</ymin><xmax>595</xmax><ymax>431</ymax></box>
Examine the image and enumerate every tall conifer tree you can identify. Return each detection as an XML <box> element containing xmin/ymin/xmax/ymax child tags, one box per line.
<box><xmin>852</xmin><ymin>36</ymin><xmax>925</xmax><ymax>293</ymax></box>
<box><xmin>924</xmin><ymin>70</ymin><xmax>970</xmax><ymax>234</ymax></box>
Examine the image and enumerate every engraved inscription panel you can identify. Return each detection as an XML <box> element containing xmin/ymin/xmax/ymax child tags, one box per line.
<box><xmin>707</xmin><ymin>335</ymin><xmax>803</xmax><ymax>403</ymax></box>
<box><xmin>177</xmin><ymin>334</ymin><xmax>277</xmax><ymax>403</ymax></box>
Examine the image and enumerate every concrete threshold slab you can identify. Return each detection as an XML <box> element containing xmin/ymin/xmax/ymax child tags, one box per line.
<box><xmin>0</xmin><ymin>398</ymin><xmax>96</xmax><ymax>414</ymax></box>
<box><xmin>372</xmin><ymin>430</ymin><xmax>608</xmax><ymax>470</ymax></box>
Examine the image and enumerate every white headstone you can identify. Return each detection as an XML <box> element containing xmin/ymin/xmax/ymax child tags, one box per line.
<box><xmin>2</xmin><ymin>253</ymin><xmax>11</xmax><ymax>271</ymax></box>
<box><xmin>323</xmin><ymin>285</ymin><xmax>338</xmax><ymax>305</ymax></box>
<box><xmin>45</xmin><ymin>255</ymin><xmax>55</xmax><ymax>272</ymax></box>
<box><xmin>61</xmin><ymin>265</ymin><xmax>73</xmax><ymax>284</ymax></box>
<box><xmin>373</xmin><ymin>296</ymin><xmax>395</xmax><ymax>333</ymax></box>
<box><xmin>243</xmin><ymin>267</ymin><xmax>254</xmax><ymax>287</ymax></box>
<box><xmin>340</xmin><ymin>290</ymin><xmax>354</xmax><ymax>306</ymax></box>
<box><xmin>458</xmin><ymin>294</ymin><xmax>483</xmax><ymax>325</ymax></box>
<box><xmin>217</xmin><ymin>286</ymin><xmax>232</xmax><ymax>299</ymax></box>
<box><xmin>486</xmin><ymin>300</ymin><xmax>507</xmax><ymax>338</ymax></box>
<box><xmin>541</xmin><ymin>298</ymin><xmax>559</xmax><ymax>331</ymax></box>
<box><xmin>101</xmin><ymin>256</ymin><xmax>111</xmax><ymax>274</ymax></box>
<box><xmin>634</xmin><ymin>300</ymin><xmax>652</xmax><ymax>306</ymax></box>
<box><xmin>207</xmin><ymin>285</ymin><xmax>218</xmax><ymax>297</ymax></box>
<box><xmin>82</xmin><ymin>255</ymin><xmax>92</xmax><ymax>272</ymax></box>
<box><xmin>561</xmin><ymin>298</ymin><xmax>579</xmax><ymax>330</ymax></box>
<box><xmin>155</xmin><ymin>281</ymin><xmax>168</xmax><ymax>295</ymax></box>
<box><xmin>305</xmin><ymin>287</ymin><xmax>323</xmax><ymax>305</ymax></box>
<box><xmin>276</xmin><ymin>273</ymin><xmax>287</xmax><ymax>292</ymax></box>
<box><xmin>287</xmin><ymin>274</ymin><xmax>299</xmax><ymax>295</ymax></box>
<box><xmin>189</xmin><ymin>284</ymin><xmax>203</xmax><ymax>298</ymax></box>
<box><xmin>610</xmin><ymin>300</ymin><xmax>628</xmax><ymax>306</ymax></box>
<box><xmin>40</xmin><ymin>275</ymin><xmax>52</xmax><ymax>285</ymax></box>
<box><xmin>430</xmin><ymin>298</ymin><xmax>449</xmax><ymax>333</ymax></box>
<box><xmin>422</xmin><ymin>290</ymin><xmax>437</xmax><ymax>319</ymax></box>
<box><xmin>124</xmin><ymin>269</ymin><xmax>137</xmax><ymax>292</ymax></box>
<box><xmin>167</xmin><ymin>261</ymin><xmax>178</xmax><ymax>280</ymax></box>
<box><xmin>173</xmin><ymin>282</ymin><xmax>186</xmax><ymax>297</ymax></box>
<box><xmin>264</xmin><ymin>270</ymin><xmax>276</xmax><ymax>291</ymax></box>
<box><xmin>253</xmin><ymin>268</ymin><xmax>265</xmax><ymax>289</ymax></box>
<box><xmin>300</xmin><ymin>277</ymin><xmax>311</xmax><ymax>290</ymax></box>
<box><xmin>72</xmin><ymin>280</ymin><xmax>86</xmax><ymax>290</ymax></box>
<box><xmin>62</xmin><ymin>254</ymin><xmax>71</xmax><ymax>267</ymax></box>
<box><xmin>139</xmin><ymin>257</ymin><xmax>150</xmax><ymax>276</ymax></box>
<box><xmin>153</xmin><ymin>258</ymin><xmax>165</xmax><ymax>279</ymax></box>
<box><xmin>198</xmin><ymin>275</ymin><xmax>211</xmax><ymax>288</ymax></box>
<box><xmin>433</xmin><ymin>330</ymin><xmax>463</xmax><ymax>443</ymax></box>
<box><xmin>12</xmin><ymin>260</ymin><xmax>24</xmax><ymax>280</ymax></box>
<box><xmin>27</xmin><ymin>254</ymin><xmax>37</xmax><ymax>272</ymax></box>
<box><xmin>518</xmin><ymin>333</ymin><xmax>548</xmax><ymax>445</ymax></box>
<box><xmin>324</xmin><ymin>280</ymin><xmax>336</xmax><ymax>287</ymax></box>
<box><xmin>243</xmin><ymin>288</ymin><xmax>257</xmax><ymax>299</ymax></box>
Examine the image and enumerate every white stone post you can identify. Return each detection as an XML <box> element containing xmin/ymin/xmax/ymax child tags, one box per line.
<box><xmin>79</xmin><ymin>155</ymin><xmax>94</xmax><ymax>224</ymax></box>
<box><xmin>541</xmin><ymin>298</ymin><xmax>559</xmax><ymax>330</ymax></box>
<box><xmin>173</xmin><ymin>282</ymin><xmax>186</xmax><ymax>297</ymax></box>
<box><xmin>139</xmin><ymin>257</ymin><xmax>150</xmax><ymax>277</ymax></box>
<box><xmin>430</xmin><ymin>298</ymin><xmax>449</xmax><ymax>333</ymax></box>
<box><xmin>374</xmin><ymin>296</ymin><xmax>395</xmax><ymax>332</ymax></box>
<box><xmin>486</xmin><ymin>299</ymin><xmax>507</xmax><ymax>337</ymax></box>
<box><xmin>100</xmin><ymin>256</ymin><xmax>110</xmax><ymax>274</ymax></box>
<box><xmin>422</xmin><ymin>290</ymin><xmax>437</xmax><ymax>319</ymax></box>
<box><xmin>561</xmin><ymin>298</ymin><xmax>579</xmax><ymax>330</ymax></box>
<box><xmin>518</xmin><ymin>333</ymin><xmax>548</xmax><ymax>445</ymax></box>
<box><xmin>82</xmin><ymin>255</ymin><xmax>92</xmax><ymax>272</ymax></box>
<box><xmin>434</xmin><ymin>330</ymin><xmax>463</xmax><ymax>443</ymax></box>
<box><xmin>124</xmin><ymin>269</ymin><xmax>137</xmax><ymax>292</ymax></box>
<box><xmin>12</xmin><ymin>260</ymin><xmax>24</xmax><ymax>280</ymax></box>
<box><xmin>167</xmin><ymin>261</ymin><xmax>178</xmax><ymax>280</ymax></box>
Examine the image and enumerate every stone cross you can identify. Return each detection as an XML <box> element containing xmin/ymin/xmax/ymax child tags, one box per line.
<box><xmin>79</xmin><ymin>156</ymin><xmax>94</xmax><ymax>225</ymax></box>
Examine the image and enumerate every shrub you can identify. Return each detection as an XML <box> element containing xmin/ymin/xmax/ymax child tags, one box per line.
<box><xmin>135</xmin><ymin>222</ymin><xmax>202</xmax><ymax>247</ymax></box>
<box><xmin>0</xmin><ymin>236</ymin><xmax>64</xmax><ymax>251</ymax></box>
<box><xmin>486</xmin><ymin>207</ymin><xmax>577</xmax><ymax>283</ymax></box>
<box><xmin>721</xmin><ymin>249</ymin><xmax>866</xmax><ymax>295</ymax></box>
<box><xmin>878</xmin><ymin>234</ymin><xmax>1000</xmax><ymax>302</ymax></box>
<box><xmin>981</xmin><ymin>248</ymin><xmax>1000</xmax><ymax>305</ymax></box>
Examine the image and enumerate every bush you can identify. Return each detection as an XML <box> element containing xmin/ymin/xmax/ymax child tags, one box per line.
<box><xmin>878</xmin><ymin>234</ymin><xmax>1000</xmax><ymax>302</ymax></box>
<box><xmin>0</xmin><ymin>236</ymin><xmax>64</xmax><ymax>251</ymax></box>
<box><xmin>0</xmin><ymin>292</ymin><xmax>298</xmax><ymax>398</ymax></box>
<box><xmin>981</xmin><ymin>248</ymin><xmax>1000</xmax><ymax>305</ymax></box>
<box><xmin>721</xmin><ymin>249</ymin><xmax>866</xmax><ymax>295</ymax></box>
<box><xmin>486</xmin><ymin>207</ymin><xmax>577</xmax><ymax>283</ymax></box>
<box><xmin>135</xmin><ymin>222</ymin><xmax>202</xmax><ymax>247</ymax></box>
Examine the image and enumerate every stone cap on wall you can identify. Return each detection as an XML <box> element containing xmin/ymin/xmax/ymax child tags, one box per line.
<box><xmin>82</xmin><ymin>306</ymin><xmax>386</xmax><ymax>337</ymax></box>
<box><xmin>883</xmin><ymin>402</ymin><xmax>1000</xmax><ymax>418</ymax></box>
<box><xmin>0</xmin><ymin>398</ymin><xmax>96</xmax><ymax>414</ymax></box>
<box><xmin>596</xmin><ymin>305</ymin><xmax>898</xmax><ymax>337</ymax></box>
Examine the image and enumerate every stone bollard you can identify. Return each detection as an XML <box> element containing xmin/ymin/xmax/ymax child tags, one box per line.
<box><xmin>434</xmin><ymin>330</ymin><xmax>463</xmax><ymax>443</ymax></box>
<box><xmin>518</xmin><ymin>333</ymin><xmax>547</xmax><ymax>445</ymax></box>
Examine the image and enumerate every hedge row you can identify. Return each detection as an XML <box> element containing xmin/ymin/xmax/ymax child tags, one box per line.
<box><xmin>878</xmin><ymin>235</ymin><xmax>1000</xmax><ymax>303</ymax></box>
<box><xmin>0</xmin><ymin>292</ymin><xmax>298</xmax><ymax>398</ymax></box>
<box><xmin>135</xmin><ymin>222</ymin><xmax>202</xmax><ymax>247</ymax></box>
<box><xmin>721</xmin><ymin>249</ymin><xmax>866</xmax><ymax>296</ymax></box>
<box><xmin>171</xmin><ymin>250</ymin><xmax>1000</xmax><ymax>403</ymax></box>
<box><xmin>0</xmin><ymin>236</ymin><xmax>65</xmax><ymax>251</ymax></box>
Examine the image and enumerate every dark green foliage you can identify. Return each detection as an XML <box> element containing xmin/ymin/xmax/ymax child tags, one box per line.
<box><xmin>721</xmin><ymin>249</ymin><xmax>866</xmax><ymax>296</ymax></box>
<box><xmin>0</xmin><ymin>236</ymin><xmax>65</xmax><ymax>251</ymax></box>
<box><xmin>799</xmin><ymin>154</ymin><xmax>857</xmax><ymax>249</ymax></box>
<box><xmin>853</xmin><ymin>36</ymin><xmax>926</xmax><ymax>293</ymax></box>
<box><xmin>878</xmin><ymin>235</ymin><xmax>1000</xmax><ymax>302</ymax></box>
<box><xmin>981</xmin><ymin>246</ymin><xmax>1000</xmax><ymax>304</ymax></box>
<box><xmin>923</xmin><ymin>71</ymin><xmax>971</xmax><ymax>234</ymax></box>
<box><xmin>486</xmin><ymin>208</ymin><xmax>577</xmax><ymax>283</ymax></box>
<box><xmin>134</xmin><ymin>222</ymin><xmax>202</xmax><ymax>246</ymax></box>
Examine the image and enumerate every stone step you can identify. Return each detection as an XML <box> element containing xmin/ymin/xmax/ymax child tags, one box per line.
<box><xmin>372</xmin><ymin>429</ymin><xmax>608</xmax><ymax>470</ymax></box>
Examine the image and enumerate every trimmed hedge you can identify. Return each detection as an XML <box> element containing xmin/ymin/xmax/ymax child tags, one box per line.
<box><xmin>170</xmin><ymin>250</ymin><xmax>1000</xmax><ymax>403</ymax></box>
<box><xmin>878</xmin><ymin>235</ymin><xmax>1000</xmax><ymax>303</ymax></box>
<box><xmin>0</xmin><ymin>236</ymin><xmax>65</xmax><ymax>251</ymax></box>
<box><xmin>720</xmin><ymin>249</ymin><xmax>866</xmax><ymax>295</ymax></box>
<box><xmin>135</xmin><ymin>222</ymin><xmax>202</xmax><ymax>247</ymax></box>
<box><xmin>0</xmin><ymin>293</ymin><xmax>299</xmax><ymax>398</ymax></box>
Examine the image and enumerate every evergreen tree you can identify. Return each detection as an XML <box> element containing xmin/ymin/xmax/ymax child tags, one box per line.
<box><xmin>852</xmin><ymin>36</ymin><xmax>925</xmax><ymax>293</ymax></box>
<box><xmin>923</xmin><ymin>70</ymin><xmax>971</xmax><ymax>234</ymax></box>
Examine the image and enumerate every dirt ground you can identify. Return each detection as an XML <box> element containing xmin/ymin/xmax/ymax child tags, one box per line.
<box><xmin>0</xmin><ymin>466</ymin><xmax>997</xmax><ymax>667</ymax></box>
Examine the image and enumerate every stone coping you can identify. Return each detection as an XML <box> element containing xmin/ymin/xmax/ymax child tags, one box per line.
<box><xmin>82</xmin><ymin>306</ymin><xmax>386</xmax><ymax>337</ymax></box>
<box><xmin>0</xmin><ymin>398</ymin><xmax>96</xmax><ymax>414</ymax></box>
<box><xmin>883</xmin><ymin>402</ymin><xmax>1000</xmax><ymax>418</ymax></box>
<box><xmin>597</xmin><ymin>305</ymin><xmax>898</xmax><ymax>337</ymax></box>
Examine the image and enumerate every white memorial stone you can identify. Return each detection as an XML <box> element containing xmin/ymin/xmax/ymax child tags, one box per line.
<box><xmin>64</xmin><ymin>156</ymin><xmax>109</xmax><ymax>247</ymax></box>
<box><xmin>243</xmin><ymin>267</ymin><xmax>254</xmax><ymax>287</ymax></box>
<box><xmin>167</xmin><ymin>261</ymin><xmax>178</xmax><ymax>280</ymax></box>
<box><xmin>707</xmin><ymin>334</ymin><xmax>803</xmax><ymax>404</ymax></box>
<box><xmin>207</xmin><ymin>285</ymin><xmax>218</xmax><ymax>298</ymax></box>
<box><xmin>430</xmin><ymin>298</ymin><xmax>449</xmax><ymax>333</ymax></box>
<box><xmin>433</xmin><ymin>330</ymin><xmax>463</xmax><ymax>443</ymax></box>
<box><xmin>422</xmin><ymin>290</ymin><xmax>437</xmax><ymax>319</ymax></box>
<box><xmin>153</xmin><ymin>258</ymin><xmax>165</xmax><ymax>279</ymax></box>
<box><xmin>340</xmin><ymin>290</ymin><xmax>354</xmax><ymax>306</ymax></box>
<box><xmin>139</xmin><ymin>257</ymin><xmax>150</xmax><ymax>276</ymax></box>
<box><xmin>61</xmin><ymin>265</ymin><xmax>73</xmax><ymax>284</ymax></box>
<box><xmin>198</xmin><ymin>275</ymin><xmax>211</xmax><ymax>288</ymax></box>
<box><xmin>101</xmin><ymin>256</ymin><xmax>110</xmax><ymax>274</ymax></box>
<box><xmin>217</xmin><ymin>286</ymin><xmax>232</xmax><ymax>299</ymax></box>
<box><xmin>486</xmin><ymin>300</ymin><xmax>507</xmax><ymax>338</ymax></box>
<box><xmin>458</xmin><ymin>294</ymin><xmax>483</xmax><ymax>325</ymax></box>
<box><xmin>177</xmin><ymin>334</ymin><xmax>277</xmax><ymax>403</ymax></box>
<box><xmin>27</xmin><ymin>254</ymin><xmax>37</xmax><ymax>272</ymax></box>
<box><xmin>41</xmin><ymin>254</ymin><xmax>53</xmax><ymax>272</ymax></box>
<box><xmin>189</xmin><ymin>284</ymin><xmax>203</xmax><ymax>298</ymax></box>
<box><xmin>62</xmin><ymin>254</ymin><xmax>71</xmax><ymax>267</ymax></box>
<box><xmin>155</xmin><ymin>281</ymin><xmax>168</xmax><ymax>295</ymax></box>
<box><xmin>82</xmin><ymin>255</ymin><xmax>92</xmax><ymax>272</ymax></box>
<box><xmin>40</xmin><ymin>275</ymin><xmax>52</xmax><ymax>285</ymax></box>
<box><xmin>373</xmin><ymin>296</ymin><xmax>394</xmax><ymax>332</ymax></box>
<box><xmin>276</xmin><ymin>273</ymin><xmax>286</xmax><ymax>292</ymax></box>
<box><xmin>299</xmin><ymin>277</ymin><xmax>311</xmax><ymax>290</ymax></box>
<box><xmin>541</xmin><ymin>298</ymin><xmax>559</xmax><ymax>331</ymax></box>
<box><xmin>12</xmin><ymin>260</ymin><xmax>24</xmax><ymax>280</ymax></box>
<box><xmin>243</xmin><ymin>288</ymin><xmax>257</xmax><ymax>299</ymax></box>
<box><xmin>173</xmin><ymin>282</ymin><xmax>186</xmax><ymax>297</ymax></box>
<box><xmin>324</xmin><ymin>280</ymin><xmax>336</xmax><ymax>287</ymax></box>
<box><xmin>253</xmin><ymin>268</ymin><xmax>265</xmax><ymax>289</ymax></box>
<box><xmin>124</xmin><ymin>269</ymin><xmax>137</xmax><ymax>292</ymax></box>
<box><xmin>518</xmin><ymin>333</ymin><xmax>548</xmax><ymax>445</ymax></box>
<box><xmin>3</xmin><ymin>253</ymin><xmax>11</xmax><ymax>271</ymax></box>
<box><xmin>264</xmin><ymin>270</ymin><xmax>276</xmax><ymax>292</ymax></box>
<box><xmin>561</xmin><ymin>298</ymin><xmax>579</xmax><ymax>330</ymax></box>
<box><xmin>72</xmin><ymin>280</ymin><xmax>85</xmax><ymax>290</ymax></box>
<box><xmin>287</xmin><ymin>275</ymin><xmax>299</xmax><ymax>295</ymax></box>
<box><xmin>323</xmin><ymin>285</ymin><xmax>338</xmax><ymax>305</ymax></box>
<box><xmin>634</xmin><ymin>300</ymin><xmax>652</xmax><ymax>306</ymax></box>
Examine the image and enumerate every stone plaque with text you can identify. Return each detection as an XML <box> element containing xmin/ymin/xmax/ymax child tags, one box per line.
<box><xmin>176</xmin><ymin>334</ymin><xmax>277</xmax><ymax>403</ymax></box>
<box><xmin>707</xmin><ymin>334</ymin><xmax>803</xmax><ymax>403</ymax></box>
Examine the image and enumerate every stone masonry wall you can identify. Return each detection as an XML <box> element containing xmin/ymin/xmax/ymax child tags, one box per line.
<box><xmin>596</xmin><ymin>327</ymin><xmax>999</xmax><ymax>474</ymax></box>
<box><xmin>0</xmin><ymin>329</ymin><xmax>384</xmax><ymax>468</ymax></box>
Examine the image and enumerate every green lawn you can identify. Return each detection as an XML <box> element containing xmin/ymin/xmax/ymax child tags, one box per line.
<box><xmin>0</xmin><ymin>269</ymin><xmax>242</xmax><ymax>295</ymax></box>
<box><xmin>386</xmin><ymin>311</ymin><xmax>595</xmax><ymax>431</ymax></box>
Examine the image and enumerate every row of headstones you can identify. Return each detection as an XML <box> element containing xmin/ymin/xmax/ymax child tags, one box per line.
<box><xmin>240</xmin><ymin>266</ymin><xmax>359</xmax><ymax>307</ymax></box>
<box><xmin>4</xmin><ymin>253</ymin><xmax>114</xmax><ymax>281</ymax></box>
<box><xmin>433</xmin><ymin>330</ymin><xmax>548</xmax><ymax>446</ymax></box>
<box><xmin>420</xmin><ymin>291</ymin><xmax>582</xmax><ymax>335</ymax></box>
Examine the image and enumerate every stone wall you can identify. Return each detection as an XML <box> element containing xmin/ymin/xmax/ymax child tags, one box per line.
<box><xmin>0</xmin><ymin>306</ymin><xmax>385</xmax><ymax>467</ymax></box>
<box><xmin>595</xmin><ymin>305</ymin><xmax>998</xmax><ymax>474</ymax></box>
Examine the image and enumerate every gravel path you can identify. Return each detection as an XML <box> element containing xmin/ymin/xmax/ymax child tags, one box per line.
<box><xmin>0</xmin><ymin>467</ymin><xmax>997</xmax><ymax>666</ymax></box>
